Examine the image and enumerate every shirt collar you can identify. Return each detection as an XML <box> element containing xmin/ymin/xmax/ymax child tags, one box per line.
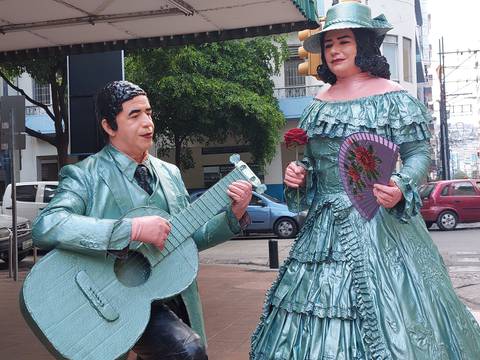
<box><xmin>106</xmin><ymin>144</ymin><xmax>153</xmax><ymax>182</ymax></box>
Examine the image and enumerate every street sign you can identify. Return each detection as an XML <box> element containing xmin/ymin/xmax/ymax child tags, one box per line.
<box><xmin>0</xmin><ymin>95</ymin><xmax>26</xmax><ymax>150</ymax></box>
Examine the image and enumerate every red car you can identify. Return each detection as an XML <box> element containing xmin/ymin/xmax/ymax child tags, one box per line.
<box><xmin>419</xmin><ymin>179</ymin><xmax>480</xmax><ymax>230</ymax></box>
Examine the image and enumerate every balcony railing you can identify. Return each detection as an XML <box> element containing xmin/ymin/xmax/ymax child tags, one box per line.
<box><xmin>274</xmin><ymin>85</ymin><xmax>323</xmax><ymax>99</ymax></box>
<box><xmin>26</xmin><ymin>105</ymin><xmax>49</xmax><ymax>116</ymax></box>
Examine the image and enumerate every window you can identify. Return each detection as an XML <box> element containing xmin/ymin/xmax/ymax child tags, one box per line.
<box><xmin>284</xmin><ymin>56</ymin><xmax>306</xmax><ymax>97</ymax></box>
<box><xmin>32</xmin><ymin>79</ymin><xmax>51</xmax><ymax>105</ymax></box>
<box><xmin>403</xmin><ymin>37</ymin><xmax>412</xmax><ymax>82</ymax></box>
<box><xmin>383</xmin><ymin>35</ymin><xmax>399</xmax><ymax>81</ymax></box>
<box><xmin>40</xmin><ymin>162</ymin><xmax>59</xmax><ymax>181</ymax></box>
<box><xmin>249</xmin><ymin>195</ymin><xmax>263</xmax><ymax>206</ymax></box>
<box><xmin>16</xmin><ymin>185</ymin><xmax>37</xmax><ymax>202</ymax></box>
<box><xmin>419</xmin><ymin>183</ymin><xmax>435</xmax><ymax>199</ymax></box>
<box><xmin>43</xmin><ymin>185</ymin><xmax>58</xmax><ymax>203</ymax></box>
<box><xmin>450</xmin><ymin>182</ymin><xmax>476</xmax><ymax>196</ymax></box>
<box><xmin>440</xmin><ymin>185</ymin><xmax>449</xmax><ymax>196</ymax></box>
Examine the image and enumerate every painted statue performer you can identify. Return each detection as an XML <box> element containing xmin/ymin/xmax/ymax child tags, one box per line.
<box><xmin>250</xmin><ymin>2</ymin><xmax>480</xmax><ymax>359</ymax></box>
<box><xmin>32</xmin><ymin>80</ymin><xmax>252</xmax><ymax>360</ymax></box>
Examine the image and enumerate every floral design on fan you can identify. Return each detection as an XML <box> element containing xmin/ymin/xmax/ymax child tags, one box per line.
<box><xmin>345</xmin><ymin>141</ymin><xmax>382</xmax><ymax>195</ymax></box>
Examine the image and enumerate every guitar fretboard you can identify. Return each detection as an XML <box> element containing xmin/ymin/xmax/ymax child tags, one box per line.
<box><xmin>148</xmin><ymin>167</ymin><xmax>248</xmax><ymax>265</ymax></box>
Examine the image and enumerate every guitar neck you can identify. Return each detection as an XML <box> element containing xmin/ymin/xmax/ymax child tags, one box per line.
<box><xmin>149</xmin><ymin>167</ymin><xmax>248</xmax><ymax>265</ymax></box>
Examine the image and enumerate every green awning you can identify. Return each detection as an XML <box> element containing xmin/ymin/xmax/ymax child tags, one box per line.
<box><xmin>292</xmin><ymin>0</ymin><xmax>319</xmax><ymax>22</ymax></box>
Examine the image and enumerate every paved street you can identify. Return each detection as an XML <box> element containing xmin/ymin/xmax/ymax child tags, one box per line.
<box><xmin>201</xmin><ymin>226</ymin><xmax>480</xmax><ymax>310</ymax></box>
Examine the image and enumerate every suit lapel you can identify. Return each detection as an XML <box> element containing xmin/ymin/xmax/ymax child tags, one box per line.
<box><xmin>97</xmin><ymin>149</ymin><xmax>135</xmax><ymax>214</ymax></box>
<box><xmin>150</xmin><ymin>157</ymin><xmax>179</xmax><ymax>214</ymax></box>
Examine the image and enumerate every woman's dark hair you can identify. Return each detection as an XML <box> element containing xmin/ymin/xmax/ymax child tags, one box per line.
<box><xmin>95</xmin><ymin>80</ymin><xmax>147</xmax><ymax>140</ymax></box>
<box><xmin>317</xmin><ymin>28</ymin><xmax>391</xmax><ymax>84</ymax></box>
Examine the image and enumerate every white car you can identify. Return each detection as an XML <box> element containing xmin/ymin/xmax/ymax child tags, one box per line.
<box><xmin>1</xmin><ymin>181</ymin><xmax>58</xmax><ymax>223</ymax></box>
<box><xmin>0</xmin><ymin>214</ymin><xmax>32</xmax><ymax>263</ymax></box>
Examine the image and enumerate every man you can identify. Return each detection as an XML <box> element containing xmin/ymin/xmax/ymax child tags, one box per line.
<box><xmin>32</xmin><ymin>80</ymin><xmax>252</xmax><ymax>360</ymax></box>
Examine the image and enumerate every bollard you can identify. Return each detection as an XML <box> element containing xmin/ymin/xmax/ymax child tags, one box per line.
<box><xmin>268</xmin><ymin>239</ymin><xmax>279</xmax><ymax>269</ymax></box>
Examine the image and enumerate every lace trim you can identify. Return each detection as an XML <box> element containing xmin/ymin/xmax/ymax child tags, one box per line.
<box><xmin>300</xmin><ymin>90</ymin><xmax>432</xmax><ymax>144</ymax></box>
<box><xmin>329</xmin><ymin>197</ymin><xmax>392</xmax><ymax>360</ymax></box>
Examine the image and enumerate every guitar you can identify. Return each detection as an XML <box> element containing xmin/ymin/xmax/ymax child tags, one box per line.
<box><xmin>20</xmin><ymin>154</ymin><xmax>265</xmax><ymax>360</ymax></box>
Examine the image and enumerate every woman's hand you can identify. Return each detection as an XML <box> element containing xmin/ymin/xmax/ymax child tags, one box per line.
<box><xmin>284</xmin><ymin>161</ymin><xmax>306</xmax><ymax>188</ymax></box>
<box><xmin>373</xmin><ymin>179</ymin><xmax>403</xmax><ymax>209</ymax></box>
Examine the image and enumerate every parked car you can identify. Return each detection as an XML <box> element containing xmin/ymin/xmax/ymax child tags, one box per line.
<box><xmin>0</xmin><ymin>214</ymin><xmax>33</xmax><ymax>263</ymax></box>
<box><xmin>419</xmin><ymin>179</ymin><xmax>480</xmax><ymax>230</ymax></box>
<box><xmin>190</xmin><ymin>189</ymin><xmax>306</xmax><ymax>238</ymax></box>
<box><xmin>1</xmin><ymin>181</ymin><xmax>58</xmax><ymax>223</ymax></box>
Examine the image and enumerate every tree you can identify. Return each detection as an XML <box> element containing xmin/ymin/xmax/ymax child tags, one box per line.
<box><xmin>453</xmin><ymin>170</ymin><xmax>468</xmax><ymax>179</ymax></box>
<box><xmin>0</xmin><ymin>56</ymin><xmax>69</xmax><ymax>168</ymax></box>
<box><xmin>125</xmin><ymin>37</ymin><xmax>288</xmax><ymax>169</ymax></box>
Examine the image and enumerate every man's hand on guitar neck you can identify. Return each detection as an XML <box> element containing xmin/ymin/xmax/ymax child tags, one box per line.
<box><xmin>131</xmin><ymin>216</ymin><xmax>171</xmax><ymax>250</ymax></box>
<box><xmin>227</xmin><ymin>180</ymin><xmax>253</xmax><ymax>220</ymax></box>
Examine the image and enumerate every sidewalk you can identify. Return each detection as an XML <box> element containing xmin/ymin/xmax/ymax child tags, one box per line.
<box><xmin>0</xmin><ymin>263</ymin><xmax>276</xmax><ymax>360</ymax></box>
<box><xmin>1</xmin><ymin>249</ymin><xmax>479</xmax><ymax>360</ymax></box>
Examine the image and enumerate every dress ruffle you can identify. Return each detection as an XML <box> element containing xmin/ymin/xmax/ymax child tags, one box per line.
<box><xmin>252</xmin><ymin>195</ymin><xmax>393</xmax><ymax>360</ymax></box>
<box><xmin>270</xmin><ymin>258</ymin><xmax>356</xmax><ymax>319</ymax></box>
<box><xmin>251</xmin><ymin>307</ymin><xmax>365</xmax><ymax>360</ymax></box>
<box><xmin>300</xmin><ymin>91</ymin><xmax>432</xmax><ymax>144</ymax></box>
<box><xmin>389</xmin><ymin>172</ymin><xmax>422</xmax><ymax>222</ymax></box>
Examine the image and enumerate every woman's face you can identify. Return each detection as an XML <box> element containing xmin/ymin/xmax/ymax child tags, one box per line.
<box><xmin>323</xmin><ymin>28</ymin><xmax>362</xmax><ymax>79</ymax></box>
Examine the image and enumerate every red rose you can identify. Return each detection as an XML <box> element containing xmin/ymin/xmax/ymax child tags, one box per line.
<box><xmin>284</xmin><ymin>128</ymin><xmax>308</xmax><ymax>149</ymax></box>
<box><xmin>354</xmin><ymin>146</ymin><xmax>376</xmax><ymax>172</ymax></box>
<box><xmin>348</xmin><ymin>166</ymin><xmax>361</xmax><ymax>183</ymax></box>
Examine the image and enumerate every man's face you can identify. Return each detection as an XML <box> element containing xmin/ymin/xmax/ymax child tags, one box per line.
<box><xmin>102</xmin><ymin>95</ymin><xmax>154</xmax><ymax>161</ymax></box>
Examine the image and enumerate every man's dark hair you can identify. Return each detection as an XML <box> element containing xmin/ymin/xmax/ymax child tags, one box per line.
<box><xmin>317</xmin><ymin>28</ymin><xmax>391</xmax><ymax>85</ymax></box>
<box><xmin>95</xmin><ymin>80</ymin><xmax>147</xmax><ymax>139</ymax></box>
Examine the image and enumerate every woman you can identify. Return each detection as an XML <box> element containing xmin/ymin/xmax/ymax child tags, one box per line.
<box><xmin>250</xmin><ymin>2</ymin><xmax>480</xmax><ymax>359</ymax></box>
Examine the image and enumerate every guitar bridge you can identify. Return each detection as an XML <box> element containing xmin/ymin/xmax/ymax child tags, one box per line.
<box><xmin>75</xmin><ymin>271</ymin><xmax>119</xmax><ymax>322</ymax></box>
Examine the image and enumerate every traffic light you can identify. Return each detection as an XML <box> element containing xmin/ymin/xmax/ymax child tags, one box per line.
<box><xmin>297</xmin><ymin>28</ymin><xmax>322</xmax><ymax>79</ymax></box>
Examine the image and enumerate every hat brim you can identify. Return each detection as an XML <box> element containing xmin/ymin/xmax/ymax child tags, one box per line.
<box><xmin>303</xmin><ymin>18</ymin><xmax>392</xmax><ymax>53</ymax></box>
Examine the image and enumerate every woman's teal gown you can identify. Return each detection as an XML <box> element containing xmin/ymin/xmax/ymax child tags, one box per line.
<box><xmin>250</xmin><ymin>91</ymin><xmax>480</xmax><ymax>359</ymax></box>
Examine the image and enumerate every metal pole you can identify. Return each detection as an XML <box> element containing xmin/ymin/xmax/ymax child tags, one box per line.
<box><xmin>268</xmin><ymin>239</ymin><xmax>279</xmax><ymax>269</ymax></box>
<box><xmin>439</xmin><ymin>37</ymin><xmax>451</xmax><ymax>180</ymax></box>
<box><xmin>9</xmin><ymin>106</ymin><xmax>18</xmax><ymax>281</ymax></box>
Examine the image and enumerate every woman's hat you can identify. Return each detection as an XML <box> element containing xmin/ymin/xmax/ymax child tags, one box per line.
<box><xmin>304</xmin><ymin>1</ymin><xmax>393</xmax><ymax>53</ymax></box>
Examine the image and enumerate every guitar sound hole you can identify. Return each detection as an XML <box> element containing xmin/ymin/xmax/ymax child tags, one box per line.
<box><xmin>114</xmin><ymin>251</ymin><xmax>151</xmax><ymax>287</ymax></box>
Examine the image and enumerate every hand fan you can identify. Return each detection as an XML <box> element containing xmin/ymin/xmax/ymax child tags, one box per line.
<box><xmin>339</xmin><ymin>132</ymin><xmax>399</xmax><ymax>220</ymax></box>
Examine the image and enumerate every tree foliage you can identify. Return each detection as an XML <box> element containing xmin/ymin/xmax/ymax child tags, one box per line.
<box><xmin>453</xmin><ymin>170</ymin><xmax>468</xmax><ymax>179</ymax></box>
<box><xmin>125</xmin><ymin>37</ymin><xmax>288</xmax><ymax>169</ymax></box>
<box><xmin>0</xmin><ymin>56</ymin><xmax>69</xmax><ymax>168</ymax></box>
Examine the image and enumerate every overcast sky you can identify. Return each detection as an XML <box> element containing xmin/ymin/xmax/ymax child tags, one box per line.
<box><xmin>427</xmin><ymin>0</ymin><xmax>480</xmax><ymax>120</ymax></box>
<box><xmin>428</xmin><ymin>1</ymin><xmax>480</xmax><ymax>61</ymax></box>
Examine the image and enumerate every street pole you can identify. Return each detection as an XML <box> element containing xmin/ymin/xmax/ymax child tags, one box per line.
<box><xmin>439</xmin><ymin>37</ymin><xmax>451</xmax><ymax>180</ymax></box>
<box><xmin>1</xmin><ymin>95</ymin><xmax>25</xmax><ymax>281</ymax></box>
<box><xmin>9</xmin><ymin>105</ymin><xmax>18</xmax><ymax>281</ymax></box>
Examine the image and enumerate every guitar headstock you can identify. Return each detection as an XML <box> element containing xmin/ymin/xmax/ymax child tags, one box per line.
<box><xmin>230</xmin><ymin>154</ymin><xmax>266</xmax><ymax>194</ymax></box>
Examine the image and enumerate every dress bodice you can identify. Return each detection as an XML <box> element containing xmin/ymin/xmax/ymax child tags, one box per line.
<box><xmin>307</xmin><ymin>137</ymin><xmax>344</xmax><ymax>194</ymax></box>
